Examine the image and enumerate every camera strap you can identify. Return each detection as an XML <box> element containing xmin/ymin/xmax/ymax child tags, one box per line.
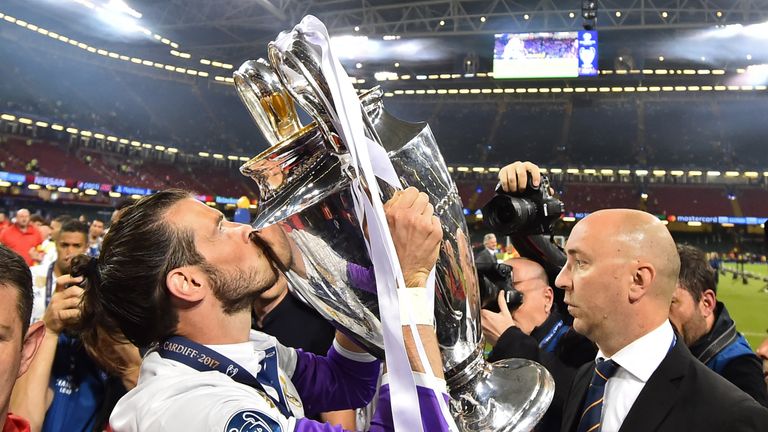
<box><xmin>538</xmin><ymin>320</ymin><xmax>567</xmax><ymax>353</ymax></box>
<box><xmin>156</xmin><ymin>335</ymin><xmax>291</xmax><ymax>417</ymax></box>
<box><xmin>696</xmin><ymin>322</ymin><xmax>737</xmax><ymax>366</ymax></box>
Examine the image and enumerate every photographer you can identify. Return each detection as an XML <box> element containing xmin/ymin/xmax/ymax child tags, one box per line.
<box><xmin>669</xmin><ymin>244</ymin><xmax>768</xmax><ymax>407</ymax></box>
<box><xmin>480</xmin><ymin>162</ymin><xmax>594</xmax><ymax>432</ymax></box>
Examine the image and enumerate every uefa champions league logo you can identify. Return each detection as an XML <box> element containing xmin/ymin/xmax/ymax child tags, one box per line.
<box><xmin>578</xmin><ymin>31</ymin><xmax>597</xmax><ymax>74</ymax></box>
<box><xmin>226</xmin><ymin>410</ymin><xmax>281</xmax><ymax>432</ymax></box>
<box><xmin>579</xmin><ymin>46</ymin><xmax>596</xmax><ymax>66</ymax></box>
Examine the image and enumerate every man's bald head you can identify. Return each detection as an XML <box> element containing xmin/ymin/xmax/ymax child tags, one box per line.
<box><xmin>506</xmin><ymin>258</ymin><xmax>548</xmax><ymax>285</ymax></box>
<box><xmin>581</xmin><ymin>209</ymin><xmax>680</xmax><ymax>298</ymax></box>
<box><xmin>556</xmin><ymin>209</ymin><xmax>680</xmax><ymax>355</ymax></box>
<box><xmin>14</xmin><ymin>209</ymin><xmax>31</xmax><ymax>229</ymax></box>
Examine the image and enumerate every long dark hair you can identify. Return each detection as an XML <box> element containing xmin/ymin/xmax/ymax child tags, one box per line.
<box><xmin>75</xmin><ymin>189</ymin><xmax>206</xmax><ymax>349</ymax></box>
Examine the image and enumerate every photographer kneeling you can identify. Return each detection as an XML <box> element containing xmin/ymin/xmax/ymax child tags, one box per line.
<box><xmin>480</xmin><ymin>161</ymin><xmax>596</xmax><ymax>432</ymax></box>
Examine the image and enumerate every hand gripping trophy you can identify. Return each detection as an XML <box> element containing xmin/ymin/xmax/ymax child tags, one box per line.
<box><xmin>233</xmin><ymin>16</ymin><xmax>553</xmax><ymax>432</ymax></box>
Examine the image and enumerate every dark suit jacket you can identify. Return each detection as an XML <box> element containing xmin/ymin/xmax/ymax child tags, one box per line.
<box><xmin>562</xmin><ymin>338</ymin><xmax>768</xmax><ymax>432</ymax></box>
<box><xmin>474</xmin><ymin>248</ymin><xmax>496</xmax><ymax>265</ymax></box>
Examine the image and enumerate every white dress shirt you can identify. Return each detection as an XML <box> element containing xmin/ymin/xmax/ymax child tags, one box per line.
<box><xmin>598</xmin><ymin>320</ymin><xmax>675</xmax><ymax>432</ymax></box>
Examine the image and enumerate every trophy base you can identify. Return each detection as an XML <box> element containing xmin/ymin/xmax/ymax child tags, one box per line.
<box><xmin>449</xmin><ymin>357</ymin><xmax>554</xmax><ymax>432</ymax></box>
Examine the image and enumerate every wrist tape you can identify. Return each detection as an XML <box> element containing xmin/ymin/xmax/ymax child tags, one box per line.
<box><xmin>397</xmin><ymin>287</ymin><xmax>435</xmax><ymax>326</ymax></box>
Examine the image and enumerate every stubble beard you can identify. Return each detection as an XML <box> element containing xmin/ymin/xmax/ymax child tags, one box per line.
<box><xmin>206</xmin><ymin>262</ymin><xmax>279</xmax><ymax>315</ymax></box>
<box><xmin>682</xmin><ymin>312</ymin><xmax>709</xmax><ymax>347</ymax></box>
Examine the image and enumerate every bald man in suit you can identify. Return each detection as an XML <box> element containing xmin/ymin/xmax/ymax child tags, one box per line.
<box><xmin>557</xmin><ymin>209</ymin><xmax>768</xmax><ymax>432</ymax></box>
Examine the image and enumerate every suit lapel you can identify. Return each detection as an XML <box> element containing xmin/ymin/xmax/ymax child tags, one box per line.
<box><xmin>562</xmin><ymin>362</ymin><xmax>592</xmax><ymax>432</ymax></box>
<box><xmin>617</xmin><ymin>340</ymin><xmax>690</xmax><ymax>432</ymax></box>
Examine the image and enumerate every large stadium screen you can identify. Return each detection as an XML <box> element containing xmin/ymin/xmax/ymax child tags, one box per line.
<box><xmin>493</xmin><ymin>31</ymin><xmax>598</xmax><ymax>79</ymax></box>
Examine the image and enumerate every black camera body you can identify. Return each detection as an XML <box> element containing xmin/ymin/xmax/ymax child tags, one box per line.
<box><xmin>481</xmin><ymin>175</ymin><xmax>564</xmax><ymax>235</ymax></box>
<box><xmin>476</xmin><ymin>262</ymin><xmax>524</xmax><ymax>313</ymax></box>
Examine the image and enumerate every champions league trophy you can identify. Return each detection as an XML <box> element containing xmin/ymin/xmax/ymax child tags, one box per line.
<box><xmin>234</xmin><ymin>16</ymin><xmax>553</xmax><ymax>432</ymax></box>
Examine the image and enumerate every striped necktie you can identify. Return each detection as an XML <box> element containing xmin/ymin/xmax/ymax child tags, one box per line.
<box><xmin>576</xmin><ymin>358</ymin><xmax>619</xmax><ymax>432</ymax></box>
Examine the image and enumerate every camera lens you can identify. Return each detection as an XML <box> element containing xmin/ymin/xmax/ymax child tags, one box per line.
<box><xmin>484</xmin><ymin>195</ymin><xmax>538</xmax><ymax>233</ymax></box>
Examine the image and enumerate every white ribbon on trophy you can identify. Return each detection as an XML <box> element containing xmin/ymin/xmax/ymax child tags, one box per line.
<box><xmin>273</xmin><ymin>16</ymin><xmax>458</xmax><ymax>432</ymax></box>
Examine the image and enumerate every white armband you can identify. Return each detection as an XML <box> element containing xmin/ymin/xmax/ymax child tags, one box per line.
<box><xmin>397</xmin><ymin>287</ymin><xmax>435</xmax><ymax>327</ymax></box>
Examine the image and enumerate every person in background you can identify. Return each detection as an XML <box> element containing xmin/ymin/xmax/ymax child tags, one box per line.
<box><xmin>28</xmin><ymin>221</ymin><xmax>89</xmax><ymax>324</ymax></box>
<box><xmin>0</xmin><ymin>209</ymin><xmax>42</xmax><ymax>266</ymax></box>
<box><xmin>475</xmin><ymin>233</ymin><xmax>499</xmax><ymax>265</ymax></box>
<box><xmin>28</xmin><ymin>223</ymin><xmax>52</xmax><ymax>266</ymax></box>
<box><xmin>669</xmin><ymin>244</ymin><xmax>768</xmax><ymax>407</ymax></box>
<box><xmin>707</xmin><ymin>252</ymin><xmax>722</xmax><ymax>285</ymax></box>
<box><xmin>37</xmin><ymin>215</ymin><xmax>73</xmax><ymax>270</ymax></box>
<box><xmin>28</xmin><ymin>215</ymin><xmax>45</xmax><ymax>228</ymax></box>
<box><xmin>0</xmin><ymin>245</ymin><xmax>46</xmax><ymax>432</ymax></box>
<box><xmin>87</xmin><ymin>219</ymin><xmax>105</xmax><ymax>257</ymax></box>
<box><xmin>0</xmin><ymin>212</ymin><xmax>10</xmax><ymax>234</ymax></box>
<box><xmin>10</xmin><ymin>220</ymin><xmax>141</xmax><ymax>432</ymax></box>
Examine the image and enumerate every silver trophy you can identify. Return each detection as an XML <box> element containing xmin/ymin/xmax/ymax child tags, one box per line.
<box><xmin>234</xmin><ymin>20</ymin><xmax>553</xmax><ymax>432</ymax></box>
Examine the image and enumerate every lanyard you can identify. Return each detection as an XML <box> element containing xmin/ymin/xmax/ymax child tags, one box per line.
<box><xmin>156</xmin><ymin>335</ymin><xmax>292</xmax><ymax>417</ymax></box>
<box><xmin>538</xmin><ymin>320</ymin><xmax>568</xmax><ymax>353</ymax></box>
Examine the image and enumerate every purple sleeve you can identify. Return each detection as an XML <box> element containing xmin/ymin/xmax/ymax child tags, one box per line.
<box><xmin>291</xmin><ymin>345</ymin><xmax>381</xmax><ymax>416</ymax></box>
<box><xmin>347</xmin><ymin>263</ymin><xmax>377</xmax><ymax>294</ymax></box>
<box><xmin>293</xmin><ymin>384</ymin><xmax>452</xmax><ymax>432</ymax></box>
<box><xmin>369</xmin><ymin>384</ymin><xmax>452</xmax><ymax>432</ymax></box>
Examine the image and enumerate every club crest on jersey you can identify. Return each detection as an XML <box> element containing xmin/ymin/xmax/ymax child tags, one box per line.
<box><xmin>225</xmin><ymin>410</ymin><xmax>281</xmax><ymax>432</ymax></box>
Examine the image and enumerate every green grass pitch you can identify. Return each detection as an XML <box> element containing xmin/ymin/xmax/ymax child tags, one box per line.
<box><xmin>718</xmin><ymin>262</ymin><xmax>768</xmax><ymax>349</ymax></box>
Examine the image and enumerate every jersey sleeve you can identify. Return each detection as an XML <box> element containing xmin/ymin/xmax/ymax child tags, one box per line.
<box><xmin>289</xmin><ymin>339</ymin><xmax>381</xmax><ymax>416</ymax></box>
<box><xmin>293</xmin><ymin>373</ymin><xmax>452</xmax><ymax>432</ymax></box>
<box><xmin>367</xmin><ymin>372</ymin><xmax>452</xmax><ymax>432</ymax></box>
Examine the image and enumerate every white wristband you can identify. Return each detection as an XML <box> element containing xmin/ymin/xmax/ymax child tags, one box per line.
<box><xmin>398</xmin><ymin>287</ymin><xmax>435</xmax><ymax>326</ymax></box>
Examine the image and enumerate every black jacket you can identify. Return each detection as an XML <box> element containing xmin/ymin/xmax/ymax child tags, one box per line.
<box><xmin>489</xmin><ymin>310</ymin><xmax>596</xmax><ymax>432</ymax></box>
<box><xmin>562</xmin><ymin>336</ymin><xmax>768</xmax><ymax>432</ymax></box>
<box><xmin>474</xmin><ymin>248</ymin><xmax>497</xmax><ymax>265</ymax></box>
<box><xmin>688</xmin><ymin>301</ymin><xmax>768</xmax><ymax>407</ymax></box>
<box><xmin>252</xmin><ymin>292</ymin><xmax>335</xmax><ymax>356</ymax></box>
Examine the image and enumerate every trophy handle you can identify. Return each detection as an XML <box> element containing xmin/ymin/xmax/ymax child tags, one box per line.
<box><xmin>234</xmin><ymin>58</ymin><xmax>302</xmax><ymax>146</ymax></box>
<box><xmin>267</xmin><ymin>36</ymin><xmax>384</xmax><ymax>155</ymax></box>
<box><xmin>267</xmin><ymin>40</ymin><xmax>345</xmax><ymax>152</ymax></box>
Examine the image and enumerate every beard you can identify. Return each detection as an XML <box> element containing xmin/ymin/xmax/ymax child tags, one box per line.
<box><xmin>204</xmin><ymin>261</ymin><xmax>279</xmax><ymax>315</ymax></box>
<box><xmin>681</xmin><ymin>311</ymin><xmax>709</xmax><ymax>347</ymax></box>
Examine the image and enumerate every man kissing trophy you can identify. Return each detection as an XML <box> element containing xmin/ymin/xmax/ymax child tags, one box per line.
<box><xmin>234</xmin><ymin>16</ymin><xmax>553</xmax><ymax>432</ymax></box>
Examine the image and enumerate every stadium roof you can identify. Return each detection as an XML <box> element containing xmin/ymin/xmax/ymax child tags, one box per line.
<box><xmin>5</xmin><ymin>0</ymin><xmax>768</xmax><ymax>67</ymax></box>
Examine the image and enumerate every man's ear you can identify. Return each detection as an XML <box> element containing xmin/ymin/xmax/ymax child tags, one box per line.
<box><xmin>165</xmin><ymin>266</ymin><xmax>207</xmax><ymax>303</ymax></box>
<box><xmin>629</xmin><ymin>262</ymin><xmax>656</xmax><ymax>303</ymax></box>
<box><xmin>543</xmin><ymin>286</ymin><xmax>554</xmax><ymax>313</ymax></box>
<box><xmin>699</xmin><ymin>289</ymin><xmax>717</xmax><ymax>317</ymax></box>
<box><xmin>18</xmin><ymin>321</ymin><xmax>45</xmax><ymax>378</ymax></box>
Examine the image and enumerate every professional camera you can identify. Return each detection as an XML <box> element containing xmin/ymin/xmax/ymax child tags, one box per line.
<box><xmin>476</xmin><ymin>261</ymin><xmax>524</xmax><ymax>313</ymax></box>
<box><xmin>481</xmin><ymin>174</ymin><xmax>565</xmax><ymax>235</ymax></box>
